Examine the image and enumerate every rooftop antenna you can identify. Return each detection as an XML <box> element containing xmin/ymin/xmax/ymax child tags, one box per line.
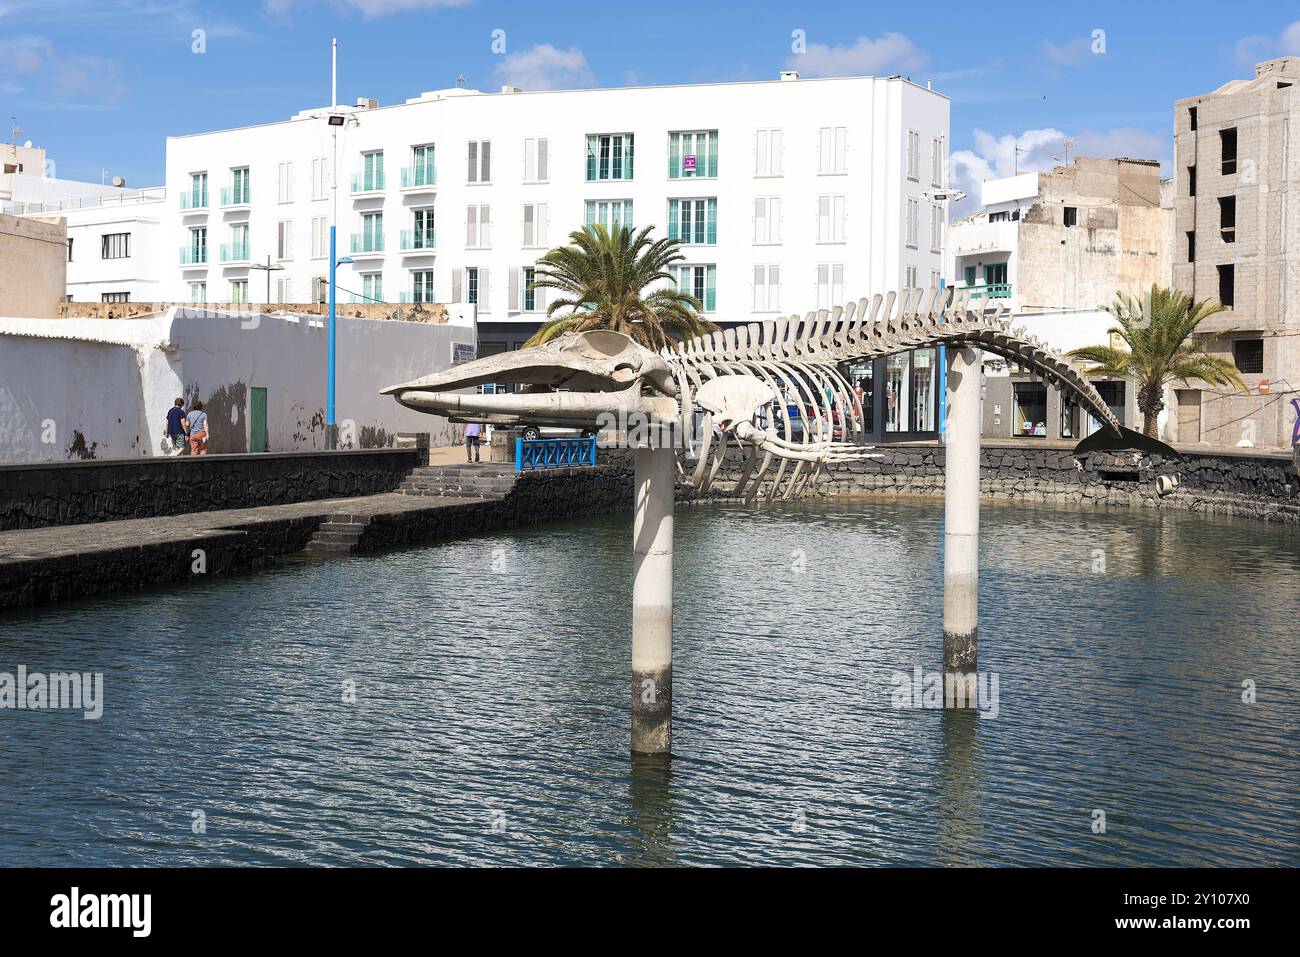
<box><xmin>10</xmin><ymin>117</ymin><xmax>24</xmax><ymax>147</ymax></box>
<box><xmin>455</xmin><ymin>74</ymin><xmax>466</xmax><ymax>88</ymax></box>
<box><xmin>1013</xmin><ymin>143</ymin><xmax>1026</xmax><ymax>175</ymax></box>
<box><xmin>1052</xmin><ymin>137</ymin><xmax>1075</xmax><ymax>165</ymax></box>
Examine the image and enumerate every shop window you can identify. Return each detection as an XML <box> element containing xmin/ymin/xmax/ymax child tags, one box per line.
<box><xmin>885</xmin><ymin>353</ymin><xmax>909</xmax><ymax>433</ymax></box>
<box><xmin>910</xmin><ymin>348</ymin><xmax>937</xmax><ymax>432</ymax></box>
<box><xmin>1012</xmin><ymin>382</ymin><xmax>1048</xmax><ymax>437</ymax></box>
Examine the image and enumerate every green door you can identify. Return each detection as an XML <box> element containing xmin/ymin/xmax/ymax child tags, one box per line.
<box><xmin>250</xmin><ymin>387</ymin><xmax>268</xmax><ymax>452</ymax></box>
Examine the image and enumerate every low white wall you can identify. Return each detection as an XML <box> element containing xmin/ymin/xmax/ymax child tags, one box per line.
<box><xmin>0</xmin><ymin>307</ymin><xmax>473</xmax><ymax>462</ymax></box>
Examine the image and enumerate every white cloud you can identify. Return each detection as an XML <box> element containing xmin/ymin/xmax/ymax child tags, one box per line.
<box><xmin>950</xmin><ymin>126</ymin><xmax>1170</xmax><ymax>217</ymax></box>
<box><xmin>491</xmin><ymin>43</ymin><xmax>594</xmax><ymax>91</ymax></box>
<box><xmin>787</xmin><ymin>33</ymin><xmax>927</xmax><ymax>78</ymax></box>
<box><xmin>1041</xmin><ymin>37</ymin><xmax>1092</xmax><ymax>67</ymax></box>
<box><xmin>266</xmin><ymin>0</ymin><xmax>470</xmax><ymax>17</ymax></box>
<box><xmin>0</xmin><ymin>35</ymin><xmax>124</xmax><ymax>102</ymax></box>
<box><xmin>1234</xmin><ymin>20</ymin><xmax>1300</xmax><ymax>67</ymax></box>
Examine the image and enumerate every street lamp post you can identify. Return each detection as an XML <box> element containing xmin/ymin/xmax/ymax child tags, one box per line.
<box><xmin>249</xmin><ymin>254</ymin><xmax>284</xmax><ymax>305</ymax></box>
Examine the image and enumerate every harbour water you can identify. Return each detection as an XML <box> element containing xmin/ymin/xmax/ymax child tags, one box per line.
<box><xmin>1</xmin><ymin>498</ymin><xmax>1297</xmax><ymax>866</ymax></box>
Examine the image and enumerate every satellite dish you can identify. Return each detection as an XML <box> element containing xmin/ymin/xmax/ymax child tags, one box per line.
<box><xmin>112</xmin><ymin>176</ymin><xmax>125</xmax><ymax>187</ymax></box>
<box><xmin>23</xmin><ymin>140</ymin><xmax>32</xmax><ymax>148</ymax></box>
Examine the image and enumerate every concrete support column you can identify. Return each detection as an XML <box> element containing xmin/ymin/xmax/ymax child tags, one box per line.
<box><xmin>943</xmin><ymin>347</ymin><xmax>980</xmax><ymax>687</ymax></box>
<box><xmin>631</xmin><ymin>446</ymin><xmax>674</xmax><ymax>754</ymax></box>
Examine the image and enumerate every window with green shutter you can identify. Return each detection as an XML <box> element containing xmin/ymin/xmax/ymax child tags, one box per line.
<box><xmin>669</xmin><ymin>130</ymin><xmax>718</xmax><ymax>178</ymax></box>
<box><xmin>586</xmin><ymin>133</ymin><xmax>634</xmax><ymax>181</ymax></box>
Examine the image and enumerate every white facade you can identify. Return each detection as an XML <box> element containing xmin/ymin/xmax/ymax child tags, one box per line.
<box><xmin>161</xmin><ymin>73</ymin><xmax>950</xmax><ymax>346</ymax></box>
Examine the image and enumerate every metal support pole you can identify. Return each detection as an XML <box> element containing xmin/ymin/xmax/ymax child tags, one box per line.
<box><xmin>943</xmin><ymin>347</ymin><xmax>980</xmax><ymax>688</ymax></box>
<box><xmin>631</xmin><ymin>446</ymin><xmax>674</xmax><ymax>754</ymax></box>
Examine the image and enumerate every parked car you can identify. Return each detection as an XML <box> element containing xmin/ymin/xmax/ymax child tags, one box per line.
<box><xmin>518</xmin><ymin>425</ymin><xmax>598</xmax><ymax>441</ymax></box>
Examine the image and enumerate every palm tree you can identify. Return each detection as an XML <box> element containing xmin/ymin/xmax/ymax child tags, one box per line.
<box><xmin>1068</xmin><ymin>285</ymin><xmax>1245</xmax><ymax>438</ymax></box>
<box><xmin>524</xmin><ymin>224</ymin><xmax>717</xmax><ymax>350</ymax></box>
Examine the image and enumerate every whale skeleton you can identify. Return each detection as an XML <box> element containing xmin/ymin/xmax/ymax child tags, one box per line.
<box><xmin>383</xmin><ymin>285</ymin><xmax>1167</xmax><ymax>501</ymax></box>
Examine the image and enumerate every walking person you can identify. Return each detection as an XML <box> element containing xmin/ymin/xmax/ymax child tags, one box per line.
<box><xmin>464</xmin><ymin>422</ymin><xmax>482</xmax><ymax>463</ymax></box>
<box><xmin>185</xmin><ymin>400</ymin><xmax>210</xmax><ymax>456</ymax></box>
<box><xmin>163</xmin><ymin>397</ymin><xmax>188</xmax><ymax>456</ymax></box>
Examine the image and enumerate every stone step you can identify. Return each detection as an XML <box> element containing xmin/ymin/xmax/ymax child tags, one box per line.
<box><xmin>304</xmin><ymin>541</ymin><xmax>356</xmax><ymax>556</ymax></box>
<box><xmin>312</xmin><ymin>527</ymin><xmax>365</xmax><ymax>542</ymax></box>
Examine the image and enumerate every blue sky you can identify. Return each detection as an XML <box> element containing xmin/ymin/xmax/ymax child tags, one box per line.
<box><xmin>3</xmin><ymin>0</ymin><xmax>1298</xmax><ymax>209</ymax></box>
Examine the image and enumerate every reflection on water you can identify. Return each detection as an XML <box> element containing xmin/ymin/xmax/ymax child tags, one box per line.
<box><xmin>0</xmin><ymin>498</ymin><xmax>1297</xmax><ymax>866</ymax></box>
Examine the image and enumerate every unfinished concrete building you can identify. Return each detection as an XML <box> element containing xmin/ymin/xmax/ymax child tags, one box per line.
<box><xmin>1173</xmin><ymin>56</ymin><xmax>1300</xmax><ymax>449</ymax></box>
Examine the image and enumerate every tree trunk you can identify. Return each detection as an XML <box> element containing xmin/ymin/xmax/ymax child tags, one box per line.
<box><xmin>1143</xmin><ymin>412</ymin><xmax>1158</xmax><ymax>438</ymax></box>
<box><xmin>1137</xmin><ymin>378</ymin><xmax>1165</xmax><ymax>439</ymax></box>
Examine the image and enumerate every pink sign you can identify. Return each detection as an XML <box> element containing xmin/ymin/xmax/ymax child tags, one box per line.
<box><xmin>683</xmin><ymin>154</ymin><xmax>697</xmax><ymax>172</ymax></box>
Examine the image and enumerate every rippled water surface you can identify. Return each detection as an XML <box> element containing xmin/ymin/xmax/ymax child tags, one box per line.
<box><xmin>2</xmin><ymin>498</ymin><xmax>1298</xmax><ymax>866</ymax></box>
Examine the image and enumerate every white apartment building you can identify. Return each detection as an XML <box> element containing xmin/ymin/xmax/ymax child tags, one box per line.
<box><xmin>161</xmin><ymin>71</ymin><xmax>950</xmax><ymax>364</ymax></box>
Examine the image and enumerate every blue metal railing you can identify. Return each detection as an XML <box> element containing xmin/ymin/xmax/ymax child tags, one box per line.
<box><xmin>515</xmin><ymin>436</ymin><xmax>598</xmax><ymax>472</ymax></box>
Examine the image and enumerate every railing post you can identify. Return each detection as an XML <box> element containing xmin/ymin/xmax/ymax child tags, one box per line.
<box><xmin>514</xmin><ymin>436</ymin><xmax>522</xmax><ymax>472</ymax></box>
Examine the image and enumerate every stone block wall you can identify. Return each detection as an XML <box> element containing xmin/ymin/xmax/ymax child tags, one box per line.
<box><xmin>0</xmin><ymin>449</ymin><xmax>422</xmax><ymax>530</ymax></box>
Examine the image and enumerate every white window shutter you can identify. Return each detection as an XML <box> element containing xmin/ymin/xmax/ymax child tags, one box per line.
<box><xmin>540</xmin><ymin>203</ymin><xmax>549</xmax><ymax>246</ymax></box>
<box><xmin>536</xmin><ymin>283</ymin><xmax>546</xmax><ymax>312</ymax></box>
<box><xmin>773</xmin><ymin>198</ymin><xmax>782</xmax><ymax>243</ymax></box>
<box><xmin>479</xmin><ymin>268</ymin><xmax>490</xmax><ymax>311</ymax></box>
<box><xmin>452</xmin><ymin>268</ymin><xmax>463</xmax><ymax>303</ymax></box>
<box><xmin>509</xmin><ymin>267</ymin><xmax>520</xmax><ymax>313</ymax></box>
<box><xmin>538</xmin><ymin>138</ymin><xmax>548</xmax><ymax>182</ymax></box>
<box><xmin>482</xmin><ymin>206</ymin><xmax>491</xmax><ymax>247</ymax></box>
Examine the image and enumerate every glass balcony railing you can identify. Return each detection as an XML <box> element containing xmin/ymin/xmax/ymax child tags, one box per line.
<box><xmin>400</xmin><ymin>166</ymin><xmax>437</xmax><ymax>189</ymax></box>
<box><xmin>220</xmin><ymin>186</ymin><xmax>251</xmax><ymax>206</ymax></box>
<box><xmin>399</xmin><ymin>292</ymin><xmax>437</xmax><ymax>304</ymax></box>
<box><xmin>963</xmin><ymin>282</ymin><xmax>1012</xmax><ymax>299</ymax></box>
<box><xmin>180</xmin><ymin>191</ymin><xmax>208</xmax><ymax>210</ymax></box>
<box><xmin>350</xmin><ymin>171</ymin><xmax>386</xmax><ymax>194</ymax></box>
<box><xmin>399</xmin><ymin>228</ymin><xmax>436</xmax><ymax>251</ymax></box>
<box><xmin>179</xmin><ymin>247</ymin><xmax>208</xmax><ymax>265</ymax></box>
<box><xmin>219</xmin><ymin>242</ymin><xmax>250</xmax><ymax>262</ymax></box>
<box><xmin>350</xmin><ymin>232</ymin><xmax>385</xmax><ymax>254</ymax></box>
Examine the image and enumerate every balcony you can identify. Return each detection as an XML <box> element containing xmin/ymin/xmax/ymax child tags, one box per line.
<box><xmin>400</xmin><ymin>166</ymin><xmax>437</xmax><ymax>191</ymax></box>
<box><xmin>349</xmin><ymin>232</ymin><xmax>385</xmax><ymax>258</ymax></box>
<box><xmin>179</xmin><ymin>191</ymin><xmax>209</xmax><ymax>213</ymax></box>
<box><xmin>350</xmin><ymin>171</ymin><xmax>386</xmax><ymax>196</ymax></box>
<box><xmin>179</xmin><ymin>247</ymin><xmax>208</xmax><ymax>266</ymax></box>
<box><xmin>962</xmin><ymin>282</ymin><xmax>1012</xmax><ymax>299</ymax></box>
<box><xmin>220</xmin><ymin>242</ymin><xmax>251</xmax><ymax>264</ymax></box>
<box><xmin>220</xmin><ymin>186</ymin><xmax>251</xmax><ymax>208</ymax></box>
<box><xmin>399</xmin><ymin>228</ymin><xmax>436</xmax><ymax>253</ymax></box>
<box><xmin>399</xmin><ymin>292</ymin><xmax>438</xmax><ymax>304</ymax></box>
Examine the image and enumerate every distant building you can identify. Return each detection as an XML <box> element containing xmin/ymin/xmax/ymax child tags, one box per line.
<box><xmin>3</xmin><ymin>142</ymin><xmax>167</xmax><ymax>304</ymax></box>
<box><xmin>0</xmin><ymin>212</ymin><xmax>67</xmax><ymax>319</ymax></box>
<box><xmin>948</xmin><ymin>156</ymin><xmax>1173</xmax><ymax>441</ymax></box>
<box><xmin>1172</xmin><ymin>56</ymin><xmax>1300</xmax><ymax>449</ymax></box>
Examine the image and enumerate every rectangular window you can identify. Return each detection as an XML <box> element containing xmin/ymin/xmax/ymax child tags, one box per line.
<box><xmin>1189</xmin><ymin>106</ymin><xmax>1198</xmax><ymax>131</ymax></box>
<box><xmin>905</xmin><ymin>265</ymin><xmax>918</xmax><ymax>290</ymax></box>
<box><xmin>359</xmin><ymin>272</ymin><xmax>383</xmax><ymax>304</ymax></box>
<box><xmin>410</xmin><ymin>207</ymin><xmax>435</xmax><ymax>249</ymax></box>
<box><xmin>230</xmin><ymin>166</ymin><xmax>250</xmax><ymax>204</ymax></box>
<box><xmin>819</xmin><ymin>195</ymin><xmax>847</xmax><ymax>243</ymax></box>
<box><xmin>753</xmin><ymin>197</ymin><xmax>782</xmax><ymax>244</ymax></box>
<box><xmin>905</xmin><ymin>198</ymin><xmax>919</xmax><ymax>246</ymax></box>
<box><xmin>669</xmin><ymin>130</ymin><xmax>719</xmax><ymax>179</ymax></box>
<box><xmin>311</xmin><ymin>157</ymin><xmax>328</xmax><ymax>200</ymax></box>
<box><xmin>1187</xmin><ymin>230</ymin><xmax>1196</xmax><ymax>263</ymax></box>
<box><xmin>1233</xmin><ymin>338</ymin><xmax>1264</xmax><ymax>374</ymax></box>
<box><xmin>669</xmin><ymin>264</ymin><xmax>716</xmax><ymax>311</ymax></box>
<box><xmin>522</xmin><ymin>202</ymin><xmax>549</xmax><ymax>248</ymax></box>
<box><xmin>189</xmin><ymin>171</ymin><xmax>208</xmax><ymax>208</ymax></box>
<box><xmin>755</xmin><ymin>128</ymin><xmax>783</xmax><ymax>177</ymax></box>
<box><xmin>409</xmin><ymin>144</ymin><xmax>436</xmax><ymax>187</ymax></box>
<box><xmin>466</xmin><ymin>140</ymin><xmax>492</xmax><ymax>183</ymax></box>
<box><xmin>930</xmin><ymin>204</ymin><xmax>943</xmax><ymax>251</ymax></box>
<box><xmin>230</xmin><ymin>279</ymin><xmax>248</xmax><ymax>305</ymax></box>
<box><xmin>752</xmin><ymin>264</ymin><xmax>781</xmax><ymax>312</ymax></box>
<box><xmin>1064</xmin><ymin>206</ymin><xmax>1078</xmax><ymax>227</ymax></box>
<box><xmin>1188</xmin><ymin>165</ymin><xmax>1197</xmax><ymax>197</ymax></box>
<box><xmin>101</xmin><ymin>232</ymin><xmax>129</xmax><ymax>259</ymax></box>
<box><xmin>931</xmin><ymin>136</ymin><xmax>944</xmax><ymax>186</ymax></box>
<box><xmin>1012</xmin><ymin>382</ymin><xmax>1048</xmax><ymax>437</ymax></box>
<box><xmin>190</xmin><ymin>282</ymin><xmax>206</xmax><ymax>304</ymax></box>
<box><xmin>466</xmin><ymin>204</ymin><xmax>492</xmax><ymax>248</ymax></box>
<box><xmin>276</xmin><ymin>276</ymin><xmax>294</xmax><ymax>304</ymax></box>
<box><xmin>359</xmin><ymin>212</ymin><xmax>382</xmax><ymax>253</ymax></box>
<box><xmin>411</xmin><ymin>270</ymin><xmax>435</xmax><ymax>303</ymax></box>
<box><xmin>1219</xmin><ymin>195</ymin><xmax>1236</xmax><ymax>242</ymax></box>
<box><xmin>906</xmin><ymin>129</ymin><xmax>920</xmax><ymax>180</ymax></box>
<box><xmin>584</xmin><ymin>199</ymin><xmax>634</xmax><ymax>231</ymax></box>
<box><xmin>360</xmin><ymin>150</ymin><xmax>384</xmax><ymax>192</ymax></box>
<box><xmin>819</xmin><ymin>126</ymin><xmax>848</xmax><ymax>175</ymax></box>
<box><xmin>885</xmin><ymin>353</ymin><xmax>909</xmax><ymax>433</ymax></box>
<box><xmin>910</xmin><ymin>348</ymin><xmax>937</xmax><ymax>433</ymax></box>
<box><xmin>101</xmin><ymin>292</ymin><xmax>129</xmax><ymax>303</ymax></box>
<box><xmin>586</xmin><ymin>132</ymin><xmax>634</xmax><ymax>181</ymax></box>
<box><xmin>668</xmin><ymin>198</ymin><xmax>717</xmax><ymax>245</ymax></box>
<box><xmin>311</xmin><ymin>216</ymin><xmax>328</xmax><ymax>259</ymax></box>
<box><xmin>190</xmin><ymin>226</ymin><xmax>207</xmax><ymax>261</ymax></box>
<box><xmin>816</xmin><ymin>263</ymin><xmax>846</xmax><ymax>310</ymax></box>
<box><xmin>462</xmin><ymin>266</ymin><xmax>490</xmax><ymax>311</ymax></box>
<box><xmin>509</xmin><ymin>266</ymin><xmax>541</xmax><ymax>313</ymax></box>
<box><xmin>523</xmin><ymin>137</ymin><xmax>548</xmax><ymax>183</ymax></box>
<box><xmin>277</xmin><ymin>161</ymin><xmax>294</xmax><ymax>203</ymax></box>
<box><xmin>1217</xmin><ymin>263</ymin><xmax>1234</xmax><ymax>308</ymax></box>
<box><xmin>1220</xmin><ymin>127</ymin><xmax>1237</xmax><ymax>175</ymax></box>
<box><xmin>67</xmin><ymin>238</ymin><xmax>73</xmax><ymax>261</ymax></box>
<box><xmin>277</xmin><ymin>220</ymin><xmax>294</xmax><ymax>260</ymax></box>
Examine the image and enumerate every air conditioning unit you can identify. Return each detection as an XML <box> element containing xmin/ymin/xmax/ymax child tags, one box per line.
<box><xmin>355</xmin><ymin>97</ymin><xmax>378</xmax><ymax>110</ymax></box>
